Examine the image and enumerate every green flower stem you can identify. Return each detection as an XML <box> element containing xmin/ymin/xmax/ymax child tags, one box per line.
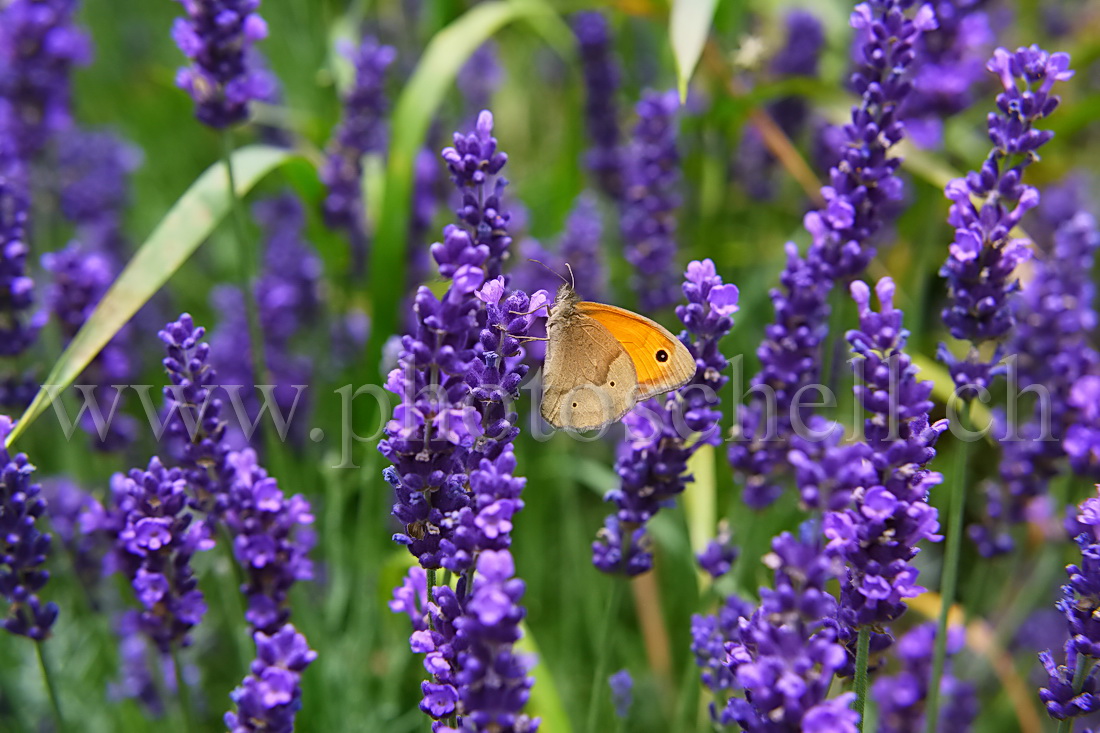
<box><xmin>171</xmin><ymin>645</ymin><xmax>196</xmax><ymax>733</ymax></box>
<box><xmin>426</xmin><ymin>568</ymin><xmax>437</xmax><ymax>632</ymax></box>
<box><xmin>586</xmin><ymin>580</ymin><xmax>623</xmax><ymax>733</ymax></box>
<box><xmin>35</xmin><ymin>641</ymin><xmax>64</xmax><ymax>733</ymax></box>
<box><xmin>925</xmin><ymin>399</ymin><xmax>971</xmax><ymax>733</ymax></box>
<box><xmin>853</xmin><ymin>625</ymin><xmax>871</xmax><ymax>732</ymax></box>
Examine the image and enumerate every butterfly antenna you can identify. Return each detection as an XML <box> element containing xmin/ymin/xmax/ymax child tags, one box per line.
<box><xmin>527</xmin><ymin>258</ymin><xmax>569</xmax><ymax>286</ymax></box>
<box><xmin>565</xmin><ymin>262</ymin><xmax>576</xmax><ymax>290</ymax></box>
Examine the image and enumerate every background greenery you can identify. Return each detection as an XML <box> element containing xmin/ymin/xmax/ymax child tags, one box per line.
<box><xmin>2</xmin><ymin>0</ymin><xmax>1099</xmax><ymax>731</ymax></box>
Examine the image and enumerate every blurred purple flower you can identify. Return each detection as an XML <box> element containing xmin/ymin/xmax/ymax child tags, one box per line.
<box><xmin>594</xmin><ymin>259</ymin><xmax>737</xmax><ymax>575</ymax></box>
<box><xmin>320</xmin><ymin>36</ymin><xmax>395</xmax><ymax>275</ymax></box>
<box><xmin>42</xmin><ymin>242</ymin><xmax>137</xmax><ymax>450</ymax></box>
<box><xmin>938</xmin><ymin>45</ymin><xmax>1074</xmax><ymax>392</ymax></box>
<box><xmin>172</xmin><ymin>0</ymin><xmax>274</xmax><ymax>128</ymax></box>
<box><xmin>225</xmin><ymin>623</ymin><xmax>317</xmax><ymax>733</ymax></box>
<box><xmin>573</xmin><ymin>11</ymin><xmax>624</xmax><ymax>199</ymax></box>
<box><xmin>872</xmin><ymin>623</ymin><xmax>977</xmax><ymax>733</ymax></box>
<box><xmin>899</xmin><ymin>0</ymin><xmax>994</xmax><ymax>148</ymax></box>
<box><xmin>620</xmin><ymin>89</ymin><xmax>682</xmax><ymax>310</ymax></box>
<box><xmin>0</xmin><ymin>0</ymin><xmax>90</xmax><ymax>157</ymax></box>
<box><xmin>0</xmin><ymin>416</ymin><xmax>58</xmax><ymax>640</ymax></box>
<box><xmin>976</xmin><ymin>210</ymin><xmax>1100</xmax><ymax>554</ymax></box>
<box><xmin>697</xmin><ymin>521</ymin><xmax>739</xmax><ymax>579</ymax></box>
<box><xmin>458</xmin><ymin>41</ymin><xmax>502</xmax><ymax>115</ymax></box>
<box><xmin>730</xmin><ymin>0</ymin><xmax>934</xmax><ymax>508</ymax></box>
<box><xmin>609</xmin><ymin>669</ymin><xmax>633</xmax><ymax>719</ymax></box>
<box><xmin>0</xmin><ymin>126</ymin><xmax>42</xmax><ymax>359</ymax></box>
<box><xmin>57</xmin><ymin>128</ymin><xmax>143</xmax><ymax>256</ymax></box>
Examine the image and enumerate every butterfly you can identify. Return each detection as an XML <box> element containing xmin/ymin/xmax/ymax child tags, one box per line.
<box><xmin>539</xmin><ymin>281</ymin><xmax>695</xmax><ymax>431</ymax></box>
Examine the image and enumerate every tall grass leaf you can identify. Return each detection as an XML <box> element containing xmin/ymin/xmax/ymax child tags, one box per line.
<box><xmin>517</xmin><ymin>620</ymin><xmax>574</xmax><ymax>733</ymax></box>
<box><xmin>909</xmin><ymin>353</ymin><xmax>994</xmax><ymax>438</ymax></box>
<box><xmin>365</xmin><ymin>0</ymin><xmax>574</xmax><ymax>388</ymax></box>
<box><xmin>670</xmin><ymin>0</ymin><xmax>719</xmax><ymax>101</ymax></box>
<box><xmin>7</xmin><ymin>145</ymin><xmax>296</xmax><ymax>448</ymax></box>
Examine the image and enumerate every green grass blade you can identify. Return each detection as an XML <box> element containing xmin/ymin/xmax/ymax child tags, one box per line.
<box><xmin>7</xmin><ymin>145</ymin><xmax>296</xmax><ymax>448</ymax></box>
<box><xmin>670</xmin><ymin>0</ymin><xmax>719</xmax><ymax>100</ymax></box>
<box><xmin>365</xmin><ymin>0</ymin><xmax>573</xmax><ymax>387</ymax></box>
<box><xmin>517</xmin><ymin>619</ymin><xmax>574</xmax><ymax>733</ymax></box>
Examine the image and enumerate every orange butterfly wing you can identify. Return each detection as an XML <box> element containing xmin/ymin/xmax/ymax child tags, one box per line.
<box><xmin>575</xmin><ymin>302</ymin><xmax>696</xmax><ymax>400</ymax></box>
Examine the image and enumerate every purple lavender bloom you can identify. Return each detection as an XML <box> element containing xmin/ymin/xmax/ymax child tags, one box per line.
<box><xmin>223</xmin><ymin>449</ymin><xmax>314</xmax><ymax>634</ymax></box>
<box><xmin>57</xmin><ymin>128</ymin><xmax>143</xmax><ymax>255</ymax></box>
<box><xmin>872</xmin><ymin>623</ymin><xmax>977</xmax><ymax>732</ymax></box>
<box><xmin>619</xmin><ymin>89</ymin><xmax>682</xmax><ymax>310</ymax></box>
<box><xmin>225</xmin><ymin>623</ymin><xmax>317</xmax><ymax>733</ymax></box>
<box><xmin>558</xmin><ymin>193</ymin><xmax>605</xmax><ymax>301</ymax></box>
<box><xmin>1067</xmin><ymin>377</ymin><xmax>1100</xmax><ymax>479</ymax></box>
<box><xmin>572</xmin><ymin>11</ymin><xmax>624</xmax><ymax>199</ymax></box>
<box><xmin>320</xmin><ymin>36</ymin><xmax>395</xmax><ymax>275</ymax></box>
<box><xmin>975</xmin><ymin>211</ymin><xmax>1100</xmax><ymax>554</ymax></box>
<box><xmin>0</xmin><ymin>0</ymin><xmax>91</xmax><ymax>157</ymax></box>
<box><xmin>389</xmin><ymin>565</ymin><xmax>428</xmax><ymax>632</ymax></box>
<box><xmin>594</xmin><ymin>259</ymin><xmax>738</xmax><ymax>575</ymax></box>
<box><xmin>900</xmin><ymin>1</ymin><xmax>994</xmax><ymax>148</ymax></box>
<box><xmin>43</xmin><ymin>478</ymin><xmax>105</xmax><ymax>595</ymax></box>
<box><xmin>171</xmin><ymin>0</ymin><xmax>274</xmax><ymax>128</ymax></box>
<box><xmin>160</xmin><ymin>314</ymin><xmax>233</xmax><ymax>516</ymax></box>
<box><xmin>825</xmin><ymin>279</ymin><xmax>946</xmax><ymax>637</ymax></box>
<box><xmin>690</xmin><ymin>595</ymin><xmax>755</xmax><ymax>725</ymax></box>
<box><xmin>103</xmin><ymin>458</ymin><xmax>213</xmax><ymax>652</ymax></box>
<box><xmin>450</xmin><ymin>550</ymin><xmax>539</xmax><ymax>731</ymax></box>
<box><xmin>441</xmin><ymin>110</ymin><xmax>512</xmax><ymax>279</ymax></box>
<box><xmin>730</xmin><ymin>0</ymin><xmax>934</xmax><ymax>508</ymax></box>
<box><xmin>938</xmin><ymin>46</ymin><xmax>1074</xmax><ymax>392</ymax></box>
<box><xmin>723</xmin><ymin>530</ymin><xmax>855</xmax><ymax>731</ymax></box>
<box><xmin>697</xmin><ymin>521</ymin><xmax>739</xmax><ymax>579</ymax></box>
<box><xmin>0</xmin><ymin>128</ymin><xmax>42</xmax><ymax>358</ymax></box>
<box><xmin>608</xmin><ymin>669</ymin><xmax>633</xmax><ymax>719</ymax></box>
<box><xmin>385</xmin><ymin>113</ymin><xmax>543</xmax><ymax>729</ymax></box>
<box><xmin>1041</xmin><ymin>491</ymin><xmax>1100</xmax><ymax>724</ymax></box>
<box><xmin>0</xmin><ymin>416</ymin><xmax>58</xmax><ymax>640</ymax></box>
<box><xmin>458</xmin><ymin>41</ymin><xmax>503</xmax><ymax>115</ymax></box>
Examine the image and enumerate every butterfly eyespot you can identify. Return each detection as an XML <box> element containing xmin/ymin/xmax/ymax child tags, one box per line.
<box><xmin>572</xmin><ymin>402</ymin><xmax>578</xmax><ymax>408</ymax></box>
<box><xmin>609</xmin><ymin>381</ymin><xmax>616</xmax><ymax>387</ymax></box>
<box><xmin>656</xmin><ymin>349</ymin><xmax>669</xmax><ymax>363</ymax></box>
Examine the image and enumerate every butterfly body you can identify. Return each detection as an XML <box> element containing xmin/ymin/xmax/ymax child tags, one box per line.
<box><xmin>541</xmin><ymin>283</ymin><xmax>695</xmax><ymax>431</ymax></box>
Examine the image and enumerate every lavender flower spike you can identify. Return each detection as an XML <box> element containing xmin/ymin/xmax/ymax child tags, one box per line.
<box><xmin>573</xmin><ymin>10</ymin><xmax>624</xmax><ymax>199</ymax></box>
<box><xmin>104</xmin><ymin>458</ymin><xmax>214</xmax><ymax>652</ymax></box>
<box><xmin>0</xmin><ymin>0</ymin><xmax>91</xmax><ymax>157</ymax></box>
<box><xmin>938</xmin><ymin>46</ymin><xmax>1074</xmax><ymax>392</ymax></box>
<box><xmin>730</xmin><ymin>0</ymin><xmax>935</xmax><ymax>508</ymax></box>
<box><xmin>172</xmin><ymin>0</ymin><xmax>274</xmax><ymax>128</ymax></box>
<box><xmin>724</xmin><ymin>530</ymin><xmax>857</xmax><ymax>731</ymax></box>
<box><xmin>825</xmin><ymin>278</ymin><xmax>946</xmax><ymax>639</ymax></box>
<box><xmin>320</xmin><ymin>36</ymin><xmax>395</xmax><ymax>275</ymax></box>
<box><xmin>620</xmin><ymin>89</ymin><xmax>682</xmax><ymax>310</ymax></box>
<box><xmin>225</xmin><ymin>623</ymin><xmax>317</xmax><ymax>733</ymax></box>
<box><xmin>0</xmin><ymin>125</ymin><xmax>42</xmax><ymax>359</ymax></box>
<box><xmin>223</xmin><ymin>449</ymin><xmax>315</xmax><ymax>634</ymax></box>
<box><xmin>0</xmin><ymin>416</ymin><xmax>58</xmax><ymax>640</ymax></box>
<box><xmin>1040</xmin><ymin>488</ymin><xmax>1100</xmax><ymax>724</ymax></box>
